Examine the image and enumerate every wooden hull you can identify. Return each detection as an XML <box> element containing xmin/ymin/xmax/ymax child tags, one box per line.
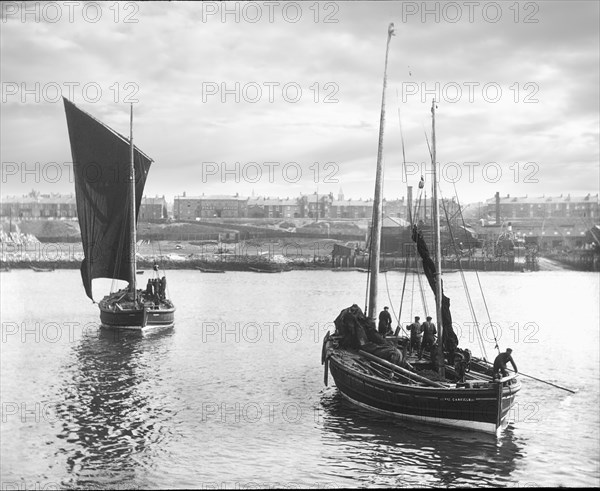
<box><xmin>327</xmin><ymin>350</ymin><xmax>520</xmax><ymax>434</ymax></box>
<box><xmin>99</xmin><ymin>306</ymin><xmax>175</xmax><ymax>330</ymax></box>
<box><xmin>98</xmin><ymin>291</ymin><xmax>175</xmax><ymax>330</ymax></box>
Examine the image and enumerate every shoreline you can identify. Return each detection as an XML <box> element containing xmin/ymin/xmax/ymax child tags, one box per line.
<box><xmin>0</xmin><ymin>258</ymin><xmax>546</xmax><ymax>273</ymax></box>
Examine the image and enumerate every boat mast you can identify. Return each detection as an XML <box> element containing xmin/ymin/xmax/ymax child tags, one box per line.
<box><xmin>431</xmin><ymin>99</ymin><xmax>444</xmax><ymax>376</ymax></box>
<box><xmin>129</xmin><ymin>103</ymin><xmax>137</xmax><ymax>300</ymax></box>
<box><xmin>367</xmin><ymin>22</ymin><xmax>395</xmax><ymax>320</ymax></box>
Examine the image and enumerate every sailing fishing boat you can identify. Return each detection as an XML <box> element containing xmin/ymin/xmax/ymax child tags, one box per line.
<box><xmin>64</xmin><ymin>98</ymin><xmax>175</xmax><ymax>330</ymax></box>
<box><xmin>321</xmin><ymin>25</ymin><xmax>521</xmax><ymax>434</ymax></box>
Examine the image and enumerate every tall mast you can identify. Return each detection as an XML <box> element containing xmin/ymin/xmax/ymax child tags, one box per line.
<box><xmin>431</xmin><ymin>99</ymin><xmax>444</xmax><ymax>376</ymax></box>
<box><xmin>129</xmin><ymin>103</ymin><xmax>137</xmax><ymax>299</ymax></box>
<box><xmin>367</xmin><ymin>22</ymin><xmax>395</xmax><ymax>320</ymax></box>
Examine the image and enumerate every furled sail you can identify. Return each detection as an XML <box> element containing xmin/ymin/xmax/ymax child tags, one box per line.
<box><xmin>411</xmin><ymin>225</ymin><xmax>459</xmax><ymax>352</ymax></box>
<box><xmin>63</xmin><ymin>98</ymin><xmax>152</xmax><ymax>300</ymax></box>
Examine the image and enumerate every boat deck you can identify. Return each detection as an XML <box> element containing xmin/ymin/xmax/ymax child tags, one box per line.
<box><xmin>331</xmin><ymin>340</ymin><xmax>498</xmax><ymax>390</ymax></box>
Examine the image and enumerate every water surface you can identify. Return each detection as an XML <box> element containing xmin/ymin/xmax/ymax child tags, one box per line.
<box><xmin>1</xmin><ymin>269</ymin><xmax>598</xmax><ymax>488</ymax></box>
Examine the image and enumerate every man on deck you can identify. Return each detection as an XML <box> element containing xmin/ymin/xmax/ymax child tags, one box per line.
<box><xmin>407</xmin><ymin>316</ymin><xmax>422</xmax><ymax>355</ymax></box>
<box><xmin>493</xmin><ymin>348</ymin><xmax>518</xmax><ymax>379</ymax></box>
<box><xmin>419</xmin><ymin>316</ymin><xmax>437</xmax><ymax>359</ymax></box>
<box><xmin>378</xmin><ymin>306</ymin><xmax>393</xmax><ymax>336</ymax></box>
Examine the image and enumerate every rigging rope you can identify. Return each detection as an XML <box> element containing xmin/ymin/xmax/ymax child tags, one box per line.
<box><xmin>452</xmin><ymin>183</ymin><xmax>499</xmax><ymax>356</ymax></box>
<box><xmin>396</xmin><ymin>252</ymin><xmax>410</xmax><ymax>332</ymax></box>
<box><xmin>440</xmin><ymin>184</ymin><xmax>499</xmax><ymax>359</ymax></box>
<box><xmin>396</xmin><ymin>99</ymin><xmax>431</xmax><ymax>330</ymax></box>
<box><xmin>415</xmin><ymin>257</ymin><xmax>429</xmax><ymax>318</ymax></box>
<box><xmin>383</xmin><ymin>272</ymin><xmax>400</xmax><ymax>327</ymax></box>
<box><xmin>438</xmin><ymin>190</ymin><xmax>487</xmax><ymax>359</ymax></box>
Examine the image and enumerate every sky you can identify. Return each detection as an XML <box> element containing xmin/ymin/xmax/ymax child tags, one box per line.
<box><xmin>1</xmin><ymin>0</ymin><xmax>599</xmax><ymax>205</ymax></box>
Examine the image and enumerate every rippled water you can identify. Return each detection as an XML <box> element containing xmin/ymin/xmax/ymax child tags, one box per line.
<box><xmin>1</xmin><ymin>269</ymin><xmax>599</xmax><ymax>488</ymax></box>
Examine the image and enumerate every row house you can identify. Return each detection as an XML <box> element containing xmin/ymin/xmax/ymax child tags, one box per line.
<box><xmin>0</xmin><ymin>193</ymin><xmax>77</xmax><ymax>219</ymax></box>
<box><xmin>297</xmin><ymin>193</ymin><xmax>333</xmax><ymax>219</ymax></box>
<box><xmin>330</xmin><ymin>198</ymin><xmax>373</xmax><ymax>219</ymax></box>
<box><xmin>247</xmin><ymin>197</ymin><xmax>299</xmax><ymax>218</ymax></box>
<box><xmin>173</xmin><ymin>194</ymin><xmax>248</xmax><ymax>220</ymax></box>
<box><xmin>485</xmin><ymin>193</ymin><xmax>599</xmax><ymax>222</ymax></box>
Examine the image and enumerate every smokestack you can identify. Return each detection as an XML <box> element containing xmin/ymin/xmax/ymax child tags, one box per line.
<box><xmin>495</xmin><ymin>191</ymin><xmax>500</xmax><ymax>225</ymax></box>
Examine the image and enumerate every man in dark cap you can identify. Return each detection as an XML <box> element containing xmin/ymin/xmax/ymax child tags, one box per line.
<box><xmin>378</xmin><ymin>306</ymin><xmax>393</xmax><ymax>336</ymax></box>
<box><xmin>419</xmin><ymin>315</ymin><xmax>437</xmax><ymax>359</ymax></box>
<box><xmin>493</xmin><ymin>348</ymin><xmax>518</xmax><ymax>379</ymax></box>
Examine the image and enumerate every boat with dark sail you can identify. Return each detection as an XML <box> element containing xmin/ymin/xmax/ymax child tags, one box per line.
<box><xmin>322</xmin><ymin>24</ymin><xmax>520</xmax><ymax>434</ymax></box>
<box><xmin>64</xmin><ymin>98</ymin><xmax>175</xmax><ymax>330</ymax></box>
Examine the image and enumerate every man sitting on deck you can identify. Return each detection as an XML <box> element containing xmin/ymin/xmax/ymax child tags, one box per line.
<box><xmin>493</xmin><ymin>348</ymin><xmax>518</xmax><ymax>379</ymax></box>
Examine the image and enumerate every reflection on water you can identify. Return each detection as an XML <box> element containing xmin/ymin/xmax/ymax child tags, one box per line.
<box><xmin>51</xmin><ymin>327</ymin><xmax>178</xmax><ymax>489</ymax></box>
<box><xmin>1</xmin><ymin>270</ymin><xmax>598</xmax><ymax>488</ymax></box>
<box><xmin>319</xmin><ymin>390</ymin><xmax>525</xmax><ymax>488</ymax></box>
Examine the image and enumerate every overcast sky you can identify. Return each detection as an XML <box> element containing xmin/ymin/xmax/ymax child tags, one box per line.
<box><xmin>1</xmin><ymin>1</ymin><xmax>599</xmax><ymax>205</ymax></box>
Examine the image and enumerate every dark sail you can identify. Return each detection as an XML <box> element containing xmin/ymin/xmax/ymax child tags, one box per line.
<box><xmin>63</xmin><ymin>98</ymin><xmax>152</xmax><ymax>301</ymax></box>
<box><xmin>411</xmin><ymin>225</ymin><xmax>459</xmax><ymax>352</ymax></box>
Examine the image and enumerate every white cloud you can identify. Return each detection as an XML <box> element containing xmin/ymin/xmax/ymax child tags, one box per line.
<box><xmin>1</xmin><ymin>1</ymin><xmax>598</xmax><ymax>205</ymax></box>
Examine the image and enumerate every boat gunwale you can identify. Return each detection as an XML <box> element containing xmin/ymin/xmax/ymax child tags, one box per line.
<box><xmin>328</xmin><ymin>348</ymin><xmax>520</xmax><ymax>396</ymax></box>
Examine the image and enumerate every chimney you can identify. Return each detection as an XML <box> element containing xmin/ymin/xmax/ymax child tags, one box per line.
<box><xmin>495</xmin><ymin>191</ymin><xmax>500</xmax><ymax>225</ymax></box>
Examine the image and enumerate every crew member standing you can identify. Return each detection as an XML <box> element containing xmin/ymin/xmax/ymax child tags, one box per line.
<box><xmin>378</xmin><ymin>306</ymin><xmax>393</xmax><ymax>336</ymax></box>
<box><xmin>419</xmin><ymin>315</ymin><xmax>437</xmax><ymax>359</ymax></box>
<box><xmin>407</xmin><ymin>316</ymin><xmax>422</xmax><ymax>355</ymax></box>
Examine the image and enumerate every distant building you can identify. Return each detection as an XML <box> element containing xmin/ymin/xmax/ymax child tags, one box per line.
<box><xmin>484</xmin><ymin>193</ymin><xmax>599</xmax><ymax>222</ymax></box>
<box><xmin>139</xmin><ymin>196</ymin><xmax>168</xmax><ymax>221</ymax></box>
<box><xmin>298</xmin><ymin>193</ymin><xmax>333</xmax><ymax>219</ymax></box>
<box><xmin>173</xmin><ymin>194</ymin><xmax>248</xmax><ymax>220</ymax></box>
<box><xmin>0</xmin><ymin>193</ymin><xmax>77</xmax><ymax>219</ymax></box>
<box><xmin>473</xmin><ymin>220</ymin><xmax>593</xmax><ymax>253</ymax></box>
<box><xmin>247</xmin><ymin>197</ymin><xmax>300</xmax><ymax>218</ymax></box>
<box><xmin>329</xmin><ymin>198</ymin><xmax>373</xmax><ymax>219</ymax></box>
<box><xmin>381</xmin><ymin>216</ymin><xmax>411</xmax><ymax>254</ymax></box>
<box><xmin>383</xmin><ymin>198</ymin><xmax>408</xmax><ymax>220</ymax></box>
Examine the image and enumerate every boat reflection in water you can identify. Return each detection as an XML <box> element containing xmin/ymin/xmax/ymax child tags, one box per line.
<box><xmin>319</xmin><ymin>391</ymin><xmax>526</xmax><ymax>488</ymax></box>
<box><xmin>51</xmin><ymin>326</ymin><xmax>177</xmax><ymax>489</ymax></box>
